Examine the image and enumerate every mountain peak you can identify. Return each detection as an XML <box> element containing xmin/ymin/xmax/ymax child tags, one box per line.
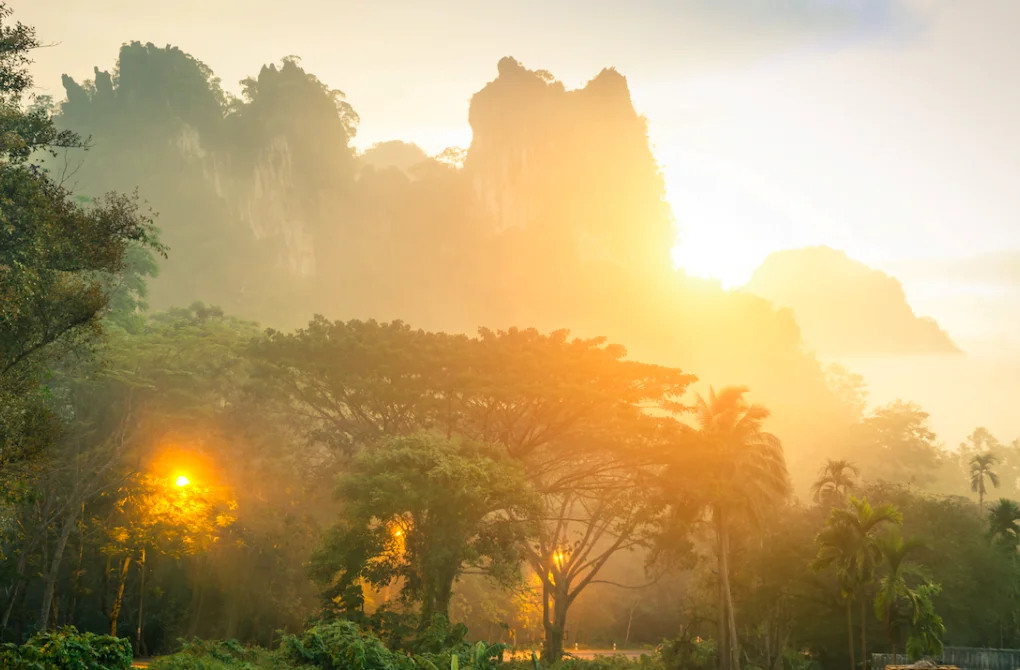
<box><xmin>746</xmin><ymin>246</ymin><xmax>961</xmax><ymax>356</ymax></box>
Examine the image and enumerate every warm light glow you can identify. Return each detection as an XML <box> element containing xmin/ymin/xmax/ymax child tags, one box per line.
<box><xmin>553</xmin><ymin>551</ymin><xmax>565</xmax><ymax>568</ymax></box>
<box><xmin>394</xmin><ymin>529</ymin><xmax>402</xmax><ymax>537</ymax></box>
<box><xmin>175</xmin><ymin>475</ymin><xmax>190</xmax><ymax>487</ymax></box>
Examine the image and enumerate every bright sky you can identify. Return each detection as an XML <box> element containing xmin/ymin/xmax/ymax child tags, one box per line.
<box><xmin>13</xmin><ymin>0</ymin><xmax>1020</xmax><ymax>351</ymax></box>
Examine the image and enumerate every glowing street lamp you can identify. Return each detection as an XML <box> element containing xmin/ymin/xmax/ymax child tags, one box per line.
<box><xmin>175</xmin><ymin>475</ymin><xmax>191</xmax><ymax>488</ymax></box>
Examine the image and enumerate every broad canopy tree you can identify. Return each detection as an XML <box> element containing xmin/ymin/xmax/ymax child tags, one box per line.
<box><xmin>0</xmin><ymin>3</ymin><xmax>162</xmax><ymax>478</ymax></box>
<box><xmin>256</xmin><ymin>318</ymin><xmax>696</xmax><ymax>660</ymax></box>
<box><xmin>312</xmin><ymin>432</ymin><xmax>536</xmax><ymax>628</ymax></box>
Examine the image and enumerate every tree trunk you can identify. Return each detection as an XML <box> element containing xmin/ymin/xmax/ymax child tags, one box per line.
<box><xmin>846</xmin><ymin>598</ymin><xmax>856</xmax><ymax>670</ymax></box>
<box><xmin>542</xmin><ymin>582</ymin><xmax>568</xmax><ymax>663</ymax></box>
<box><xmin>717</xmin><ymin>513</ymin><xmax>730</xmax><ymax>670</ymax></box>
<box><xmin>109</xmin><ymin>555</ymin><xmax>132</xmax><ymax>636</ymax></box>
<box><xmin>135</xmin><ymin>548</ymin><xmax>147</xmax><ymax>656</ymax></box>
<box><xmin>719</xmin><ymin>512</ymin><xmax>740</xmax><ymax>670</ymax></box>
<box><xmin>860</xmin><ymin>599</ymin><xmax>867</xmax><ymax>670</ymax></box>
<box><xmin>625</xmin><ymin>598</ymin><xmax>638</xmax><ymax>645</ymax></box>
<box><xmin>1</xmin><ymin>548</ymin><xmax>31</xmax><ymax>634</ymax></box>
<box><xmin>187</xmin><ymin>557</ymin><xmax>206</xmax><ymax>639</ymax></box>
<box><xmin>39</xmin><ymin>508</ymin><xmax>78</xmax><ymax>631</ymax></box>
<box><xmin>101</xmin><ymin>554</ymin><xmax>112</xmax><ymax>621</ymax></box>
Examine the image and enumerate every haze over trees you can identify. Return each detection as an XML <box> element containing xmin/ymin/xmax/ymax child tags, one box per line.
<box><xmin>3</xmin><ymin>4</ymin><xmax>1020</xmax><ymax>670</ymax></box>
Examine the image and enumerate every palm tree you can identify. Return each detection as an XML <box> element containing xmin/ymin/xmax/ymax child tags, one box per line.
<box><xmin>905</xmin><ymin>582</ymin><xmax>945</xmax><ymax>662</ymax></box>
<box><xmin>812</xmin><ymin>521</ymin><xmax>860</xmax><ymax>670</ymax></box>
<box><xmin>814</xmin><ymin>496</ymin><xmax>902</xmax><ymax>670</ymax></box>
<box><xmin>874</xmin><ymin>531</ymin><xmax>925</xmax><ymax>666</ymax></box>
<box><xmin>811</xmin><ymin>459</ymin><xmax>860</xmax><ymax>506</ymax></box>
<box><xmin>988</xmin><ymin>498</ymin><xmax>1020</xmax><ymax>550</ymax></box>
<box><xmin>689</xmin><ymin>386</ymin><xmax>791</xmax><ymax>670</ymax></box>
<box><xmin>970</xmin><ymin>451</ymin><xmax>1000</xmax><ymax>511</ymax></box>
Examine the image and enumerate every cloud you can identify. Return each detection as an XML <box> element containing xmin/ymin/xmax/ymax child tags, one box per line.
<box><xmin>682</xmin><ymin>0</ymin><xmax>919</xmax><ymax>36</ymax></box>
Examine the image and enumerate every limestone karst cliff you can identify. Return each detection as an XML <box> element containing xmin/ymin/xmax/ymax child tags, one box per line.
<box><xmin>746</xmin><ymin>246</ymin><xmax>961</xmax><ymax>356</ymax></box>
<box><xmin>50</xmin><ymin>46</ymin><xmax>859</xmax><ymax>487</ymax></box>
<box><xmin>56</xmin><ymin>44</ymin><xmax>359</xmax><ymax>321</ymax></box>
<box><xmin>465</xmin><ymin>57</ymin><xmax>674</xmax><ymax>271</ymax></box>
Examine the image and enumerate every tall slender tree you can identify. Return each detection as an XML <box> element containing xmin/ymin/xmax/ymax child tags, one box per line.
<box><xmin>812</xmin><ymin>521</ymin><xmax>860</xmax><ymax>670</ymax></box>
<box><xmin>989</xmin><ymin>498</ymin><xmax>1020</xmax><ymax>550</ymax></box>
<box><xmin>970</xmin><ymin>452</ymin><xmax>1000</xmax><ymax>511</ymax></box>
<box><xmin>682</xmin><ymin>386</ymin><xmax>791</xmax><ymax>670</ymax></box>
<box><xmin>873</xmin><ymin>531</ymin><xmax>925</xmax><ymax>666</ymax></box>
<box><xmin>814</xmin><ymin>497</ymin><xmax>901</xmax><ymax>670</ymax></box>
<box><xmin>811</xmin><ymin>459</ymin><xmax>860</xmax><ymax>506</ymax></box>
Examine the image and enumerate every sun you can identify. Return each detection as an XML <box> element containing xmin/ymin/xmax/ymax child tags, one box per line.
<box><xmin>671</xmin><ymin>243</ymin><xmax>758</xmax><ymax>289</ymax></box>
<box><xmin>175</xmin><ymin>475</ymin><xmax>190</xmax><ymax>488</ymax></box>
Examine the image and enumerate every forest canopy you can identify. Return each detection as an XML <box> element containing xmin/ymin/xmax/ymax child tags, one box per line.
<box><xmin>2</xmin><ymin>5</ymin><xmax>1017</xmax><ymax>670</ymax></box>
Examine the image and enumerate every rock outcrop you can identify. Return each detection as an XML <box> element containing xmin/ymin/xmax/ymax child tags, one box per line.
<box><xmin>746</xmin><ymin>246</ymin><xmax>960</xmax><ymax>356</ymax></box>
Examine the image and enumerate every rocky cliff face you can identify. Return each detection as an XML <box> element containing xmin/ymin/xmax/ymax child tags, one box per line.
<box><xmin>465</xmin><ymin>57</ymin><xmax>674</xmax><ymax>271</ymax></box>
<box><xmin>176</xmin><ymin>126</ymin><xmax>317</xmax><ymax>278</ymax></box>
<box><xmin>746</xmin><ymin>246</ymin><xmax>961</xmax><ymax>356</ymax></box>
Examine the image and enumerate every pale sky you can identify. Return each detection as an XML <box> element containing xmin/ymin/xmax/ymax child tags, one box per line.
<box><xmin>12</xmin><ymin>0</ymin><xmax>1020</xmax><ymax>352</ymax></box>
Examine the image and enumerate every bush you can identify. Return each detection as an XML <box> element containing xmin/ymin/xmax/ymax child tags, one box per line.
<box><xmin>657</xmin><ymin>635</ymin><xmax>716</xmax><ymax>670</ymax></box>
<box><xmin>0</xmin><ymin>626</ymin><xmax>133</xmax><ymax>670</ymax></box>
<box><xmin>279</xmin><ymin>620</ymin><xmax>414</xmax><ymax>670</ymax></box>
<box><xmin>149</xmin><ymin>638</ymin><xmax>294</xmax><ymax>670</ymax></box>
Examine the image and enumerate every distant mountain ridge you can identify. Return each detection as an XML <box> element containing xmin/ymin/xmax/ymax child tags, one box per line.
<box><xmin>745</xmin><ymin>246</ymin><xmax>961</xmax><ymax>356</ymax></box>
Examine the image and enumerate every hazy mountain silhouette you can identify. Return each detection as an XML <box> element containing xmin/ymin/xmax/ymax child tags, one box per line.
<box><xmin>48</xmin><ymin>47</ymin><xmax>858</xmax><ymax>486</ymax></box>
<box><xmin>360</xmin><ymin>140</ymin><xmax>430</xmax><ymax>176</ymax></box>
<box><xmin>746</xmin><ymin>246</ymin><xmax>960</xmax><ymax>356</ymax></box>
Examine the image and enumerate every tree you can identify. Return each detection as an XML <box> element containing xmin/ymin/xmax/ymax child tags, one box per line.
<box><xmin>256</xmin><ymin>320</ymin><xmax>694</xmax><ymax>661</ymax></box>
<box><xmin>101</xmin><ymin>470</ymin><xmax>236</xmax><ymax>645</ymax></box>
<box><xmin>970</xmin><ymin>452</ymin><xmax>1000</xmax><ymax>511</ymax></box>
<box><xmin>811</xmin><ymin>459</ymin><xmax>860</xmax><ymax>506</ymax></box>
<box><xmin>873</xmin><ymin>531</ymin><xmax>925</xmax><ymax>665</ymax></box>
<box><xmin>852</xmin><ymin>402</ymin><xmax>941</xmax><ymax>486</ymax></box>
<box><xmin>905</xmin><ymin>582</ymin><xmax>945</xmax><ymax>661</ymax></box>
<box><xmin>0</xmin><ymin>303</ymin><xmax>259</xmax><ymax>638</ymax></box>
<box><xmin>813</xmin><ymin>520</ymin><xmax>861</xmax><ymax>670</ymax></box>
<box><xmin>824</xmin><ymin>363</ymin><xmax>868</xmax><ymax>420</ymax></box>
<box><xmin>0</xmin><ymin>3</ymin><xmax>162</xmax><ymax>479</ymax></box>
<box><xmin>813</xmin><ymin>497</ymin><xmax>901</xmax><ymax>670</ymax></box>
<box><xmin>988</xmin><ymin>499</ymin><xmax>1020</xmax><ymax>551</ymax></box>
<box><xmin>312</xmin><ymin>432</ymin><xmax>536</xmax><ymax>629</ymax></box>
<box><xmin>677</xmin><ymin>386</ymin><xmax>790</xmax><ymax>670</ymax></box>
<box><xmin>961</xmin><ymin>427</ymin><xmax>1001</xmax><ymax>455</ymax></box>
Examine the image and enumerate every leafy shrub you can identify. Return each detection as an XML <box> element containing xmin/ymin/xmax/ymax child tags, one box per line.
<box><xmin>501</xmin><ymin>652</ymin><xmax>660</xmax><ymax>670</ymax></box>
<box><xmin>148</xmin><ymin>638</ymin><xmax>291</xmax><ymax>670</ymax></box>
<box><xmin>657</xmin><ymin>635</ymin><xmax>716</xmax><ymax>670</ymax></box>
<box><xmin>0</xmin><ymin>626</ymin><xmax>132</xmax><ymax>669</ymax></box>
<box><xmin>422</xmin><ymin>640</ymin><xmax>508</xmax><ymax>670</ymax></box>
<box><xmin>279</xmin><ymin>620</ymin><xmax>415</xmax><ymax>670</ymax></box>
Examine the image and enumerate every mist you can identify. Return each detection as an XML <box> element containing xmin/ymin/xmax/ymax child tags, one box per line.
<box><xmin>3</xmin><ymin>2</ymin><xmax>1019</xmax><ymax>669</ymax></box>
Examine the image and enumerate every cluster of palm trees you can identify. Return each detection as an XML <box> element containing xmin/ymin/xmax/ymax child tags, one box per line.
<box><xmin>673</xmin><ymin>397</ymin><xmax>1018</xmax><ymax>670</ymax></box>
<box><xmin>965</xmin><ymin>448</ymin><xmax>1020</xmax><ymax>549</ymax></box>
<box><xmin>810</xmin><ymin>461</ymin><xmax>944</xmax><ymax>669</ymax></box>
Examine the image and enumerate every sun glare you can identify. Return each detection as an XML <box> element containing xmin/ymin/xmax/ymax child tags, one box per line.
<box><xmin>175</xmin><ymin>475</ymin><xmax>190</xmax><ymax>488</ymax></box>
<box><xmin>671</xmin><ymin>243</ymin><xmax>756</xmax><ymax>289</ymax></box>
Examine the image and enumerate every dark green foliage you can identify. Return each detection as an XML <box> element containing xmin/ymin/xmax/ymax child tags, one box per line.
<box><xmin>0</xmin><ymin>1</ymin><xmax>163</xmax><ymax>479</ymax></box>
<box><xmin>279</xmin><ymin>621</ymin><xmax>415</xmax><ymax>670</ymax></box>
<box><xmin>0</xmin><ymin>626</ymin><xmax>132</xmax><ymax>669</ymax></box>
<box><xmin>149</xmin><ymin>639</ymin><xmax>291</xmax><ymax>670</ymax></box>
<box><xmin>657</xmin><ymin>634</ymin><xmax>717</xmax><ymax>670</ymax></box>
<box><xmin>312</xmin><ymin>433</ymin><xmax>536</xmax><ymax>626</ymax></box>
